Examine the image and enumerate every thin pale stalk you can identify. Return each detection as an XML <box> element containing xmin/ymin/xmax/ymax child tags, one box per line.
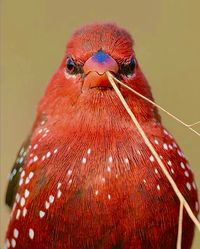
<box><xmin>177</xmin><ymin>200</ymin><xmax>184</xmax><ymax>249</ymax></box>
<box><xmin>188</xmin><ymin>121</ymin><xmax>200</xmax><ymax>127</ymax></box>
<box><xmin>107</xmin><ymin>72</ymin><xmax>200</xmax><ymax>231</ymax></box>
<box><xmin>109</xmin><ymin>73</ymin><xmax>200</xmax><ymax>137</ymax></box>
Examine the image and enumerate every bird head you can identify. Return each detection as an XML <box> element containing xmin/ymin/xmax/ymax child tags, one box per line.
<box><xmin>65</xmin><ymin>23</ymin><xmax>134</xmax><ymax>91</ymax></box>
<box><xmin>39</xmin><ymin>23</ymin><xmax>160</xmax><ymax>124</ymax></box>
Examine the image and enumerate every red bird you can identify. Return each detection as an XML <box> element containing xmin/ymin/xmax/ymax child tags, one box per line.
<box><xmin>5</xmin><ymin>23</ymin><xmax>199</xmax><ymax>249</ymax></box>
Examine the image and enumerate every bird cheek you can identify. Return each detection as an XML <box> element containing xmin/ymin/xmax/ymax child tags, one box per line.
<box><xmin>64</xmin><ymin>70</ymin><xmax>78</xmax><ymax>80</ymax></box>
<box><xmin>62</xmin><ymin>71</ymin><xmax>83</xmax><ymax>100</ymax></box>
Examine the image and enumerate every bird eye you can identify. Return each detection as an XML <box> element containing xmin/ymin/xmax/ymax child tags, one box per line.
<box><xmin>66</xmin><ymin>57</ymin><xmax>83</xmax><ymax>75</ymax></box>
<box><xmin>66</xmin><ymin>58</ymin><xmax>76</xmax><ymax>74</ymax></box>
<box><xmin>119</xmin><ymin>58</ymin><xmax>136</xmax><ymax>77</ymax></box>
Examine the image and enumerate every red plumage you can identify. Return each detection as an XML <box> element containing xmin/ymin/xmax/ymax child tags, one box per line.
<box><xmin>5</xmin><ymin>23</ymin><xmax>198</xmax><ymax>249</ymax></box>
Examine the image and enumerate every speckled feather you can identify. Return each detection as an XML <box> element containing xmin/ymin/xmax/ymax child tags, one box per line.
<box><xmin>5</xmin><ymin>23</ymin><xmax>198</xmax><ymax>249</ymax></box>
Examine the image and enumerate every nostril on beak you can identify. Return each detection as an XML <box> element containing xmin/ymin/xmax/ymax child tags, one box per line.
<box><xmin>83</xmin><ymin>51</ymin><xmax>119</xmax><ymax>75</ymax></box>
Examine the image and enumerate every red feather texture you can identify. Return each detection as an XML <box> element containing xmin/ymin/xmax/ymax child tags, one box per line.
<box><xmin>6</xmin><ymin>23</ymin><xmax>198</xmax><ymax>249</ymax></box>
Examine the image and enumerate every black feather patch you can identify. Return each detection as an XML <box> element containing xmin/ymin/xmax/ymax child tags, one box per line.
<box><xmin>5</xmin><ymin>136</ymin><xmax>31</xmax><ymax>208</ymax></box>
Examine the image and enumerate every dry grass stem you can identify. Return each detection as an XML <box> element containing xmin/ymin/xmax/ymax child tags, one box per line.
<box><xmin>106</xmin><ymin>72</ymin><xmax>200</xmax><ymax>249</ymax></box>
<box><xmin>110</xmin><ymin>74</ymin><xmax>200</xmax><ymax>137</ymax></box>
<box><xmin>177</xmin><ymin>200</ymin><xmax>184</xmax><ymax>249</ymax></box>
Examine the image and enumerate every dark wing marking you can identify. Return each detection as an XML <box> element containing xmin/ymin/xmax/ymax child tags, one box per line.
<box><xmin>5</xmin><ymin>136</ymin><xmax>31</xmax><ymax>208</ymax></box>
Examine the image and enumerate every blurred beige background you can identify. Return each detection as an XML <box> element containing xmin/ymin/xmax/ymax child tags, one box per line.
<box><xmin>1</xmin><ymin>0</ymin><xmax>200</xmax><ymax>248</ymax></box>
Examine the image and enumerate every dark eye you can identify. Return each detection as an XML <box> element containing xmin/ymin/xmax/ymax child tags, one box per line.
<box><xmin>66</xmin><ymin>57</ymin><xmax>83</xmax><ymax>75</ymax></box>
<box><xmin>119</xmin><ymin>58</ymin><xmax>136</xmax><ymax>77</ymax></box>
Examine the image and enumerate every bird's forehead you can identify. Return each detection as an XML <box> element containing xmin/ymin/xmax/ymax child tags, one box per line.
<box><xmin>66</xmin><ymin>23</ymin><xmax>134</xmax><ymax>63</ymax></box>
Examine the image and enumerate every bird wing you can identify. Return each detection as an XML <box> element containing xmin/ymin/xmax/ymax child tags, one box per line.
<box><xmin>5</xmin><ymin>136</ymin><xmax>31</xmax><ymax>208</ymax></box>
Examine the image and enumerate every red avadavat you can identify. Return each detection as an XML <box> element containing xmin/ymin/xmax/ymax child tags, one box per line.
<box><xmin>5</xmin><ymin>23</ymin><xmax>199</xmax><ymax>249</ymax></box>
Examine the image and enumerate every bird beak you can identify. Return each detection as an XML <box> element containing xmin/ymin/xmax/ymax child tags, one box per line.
<box><xmin>82</xmin><ymin>51</ymin><xmax>119</xmax><ymax>90</ymax></box>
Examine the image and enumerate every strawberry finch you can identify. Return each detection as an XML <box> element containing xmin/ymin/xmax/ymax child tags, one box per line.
<box><xmin>5</xmin><ymin>23</ymin><xmax>199</xmax><ymax>249</ymax></box>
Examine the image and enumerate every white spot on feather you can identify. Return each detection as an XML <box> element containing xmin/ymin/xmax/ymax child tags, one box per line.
<box><xmin>67</xmin><ymin>170</ymin><xmax>72</xmax><ymax>176</ymax></box>
<box><xmin>38</xmin><ymin>129</ymin><xmax>43</xmax><ymax>134</ymax></box>
<box><xmin>101</xmin><ymin>177</ymin><xmax>105</xmax><ymax>183</ymax></box>
<box><xmin>157</xmin><ymin>185</ymin><xmax>161</xmax><ymax>191</ymax></box>
<box><xmin>46</xmin><ymin>152</ymin><xmax>51</xmax><ymax>158</ymax></box>
<box><xmin>16</xmin><ymin>209</ymin><xmax>21</xmax><ymax>220</ymax></box>
<box><xmin>184</xmin><ymin>171</ymin><xmax>189</xmax><ymax>177</ymax></box>
<box><xmin>13</xmin><ymin>228</ymin><xmax>19</xmax><ymax>239</ymax></box>
<box><xmin>180</xmin><ymin>162</ymin><xmax>185</xmax><ymax>169</ymax></box>
<box><xmin>192</xmin><ymin>181</ymin><xmax>196</xmax><ymax>190</ymax></box>
<box><xmin>150</xmin><ymin>155</ymin><xmax>154</xmax><ymax>162</ymax></box>
<box><xmin>11</xmin><ymin>238</ymin><xmax>16</xmax><ymax>248</ymax></box>
<box><xmin>154</xmin><ymin>139</ymin><xmax>159</xmax><ymax>145</ymax></box>
<box><xmin>82</xmin><ymin>157</ymin><xmax>87</xmax><ymax>164</ymax></box>
<box><xmin>39</xmin><ymin>210</ymin><xmax>45</xmax><ymax>218</ymax></box>
<box><xmin>57</xmin><ymin>190</ymin><xmax>62</xmax><ymax>198</ymax></box>
<box><xmin>33</xmin><ymin>156</ymin><xmax>38</xmax><ymax>162</ymax></box>
<box><xmin>124</xmin><ymin>158</ymin><xmax>129</xmax><ymax>164</ymax></box>
<box><xmin>163</xmin><ymin>129</ymin><xmax>169</xmax><ymax>135</ymax></box>
<box><xmin>19</xmin><ymin>147</ymin><xmax>25</xmax><ymax>156</ymax></box>
<box><xmin>108</xmin><ymin>156</ymin><xmax>113</xmax><ymax>163</ymax></box>
<box><xmin>57</xmin><ymin>182</ymin><xmax>61</xmax><ymax>189</ymax></box>
<box><xmin>87</xmin><ymin>148</ymin><xmax>91</xmax><ymax>155</ymax></box>
<box><xmin>21</xmin><ymin>170</ymin><xmax>25</xmax><ymax>178</ymax></box>
<box><xmin>107</xmin><ymin>166</ymin><xmax>111</xmax><ymax>172</ymax></box>
<box><xmin>24</xmin><ymin>189</ymin><xmax>30</xmax><ymax>198</ymax></box>
<box><xmin>19</xmin><ymin>179</ymin><xmax>23</xmax><ymax>186</ymax></box>
<box><xmin>186</xmin><ymin>182</ymin><xmax>191</xmax><ymax>191</ymax></box>
<box><xmin>49</xmin><ymin>195</ymin><xmax>54</xmax><ymax>204</ymax></box>
<box><xmin>137</xmin><ymin>150</ymin><xmax>141</xmax><ymax>156</ymax></box>
<box><xmin>177</xmin><ymin>150</ymin><xmax>182</xmax><ymax>157</ymax></box>
<box><xmin>25</xmin><ymin>177</ymin><xmax>30</xmax><ymax>185</ymax></box>
<box><xmin>167</xmin><ymin>160</ymin><xmax>172</xmax><ymax>166</ymax></box>
<box><xmin>45</xmin><ymin>201</ymin><xmax>50</xmax><ymax>209</ymax></box>
<box><xmin>163</xmin><ymin>143</ymin><xmax>168</xmax><ymax>150</ymax></box>
<box><xmin>29</xmin><ymin>172</ymin><xmax>34</xmax><ymax>179</ymax></box>
<box><xmin>20</xmin><ymin>197</ymin><xmax>25</xmax><ymax>207</ymax></box>
<box><xmin>29</xmin><ymin>229</ymin><xmax>34</xmax><ymax>239</ymax></box>
<box><xmin>33</xmin><ymin>144</ymin><xmax>38</xmax><ymax>150</ymax></box>
<box><xmin>15</xmin><ymin>193</ymin><xmax>20</xmax><ymax>203</ymax></box>
<box><xmin>22</xmin><ymin>207</ymin><xmax>27</xmax><ymax>217</ymax></box>
<box><xmin>54</xmin><ymin>148</ymin><xmax>58</xmax><ymax>154</ymax></box>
